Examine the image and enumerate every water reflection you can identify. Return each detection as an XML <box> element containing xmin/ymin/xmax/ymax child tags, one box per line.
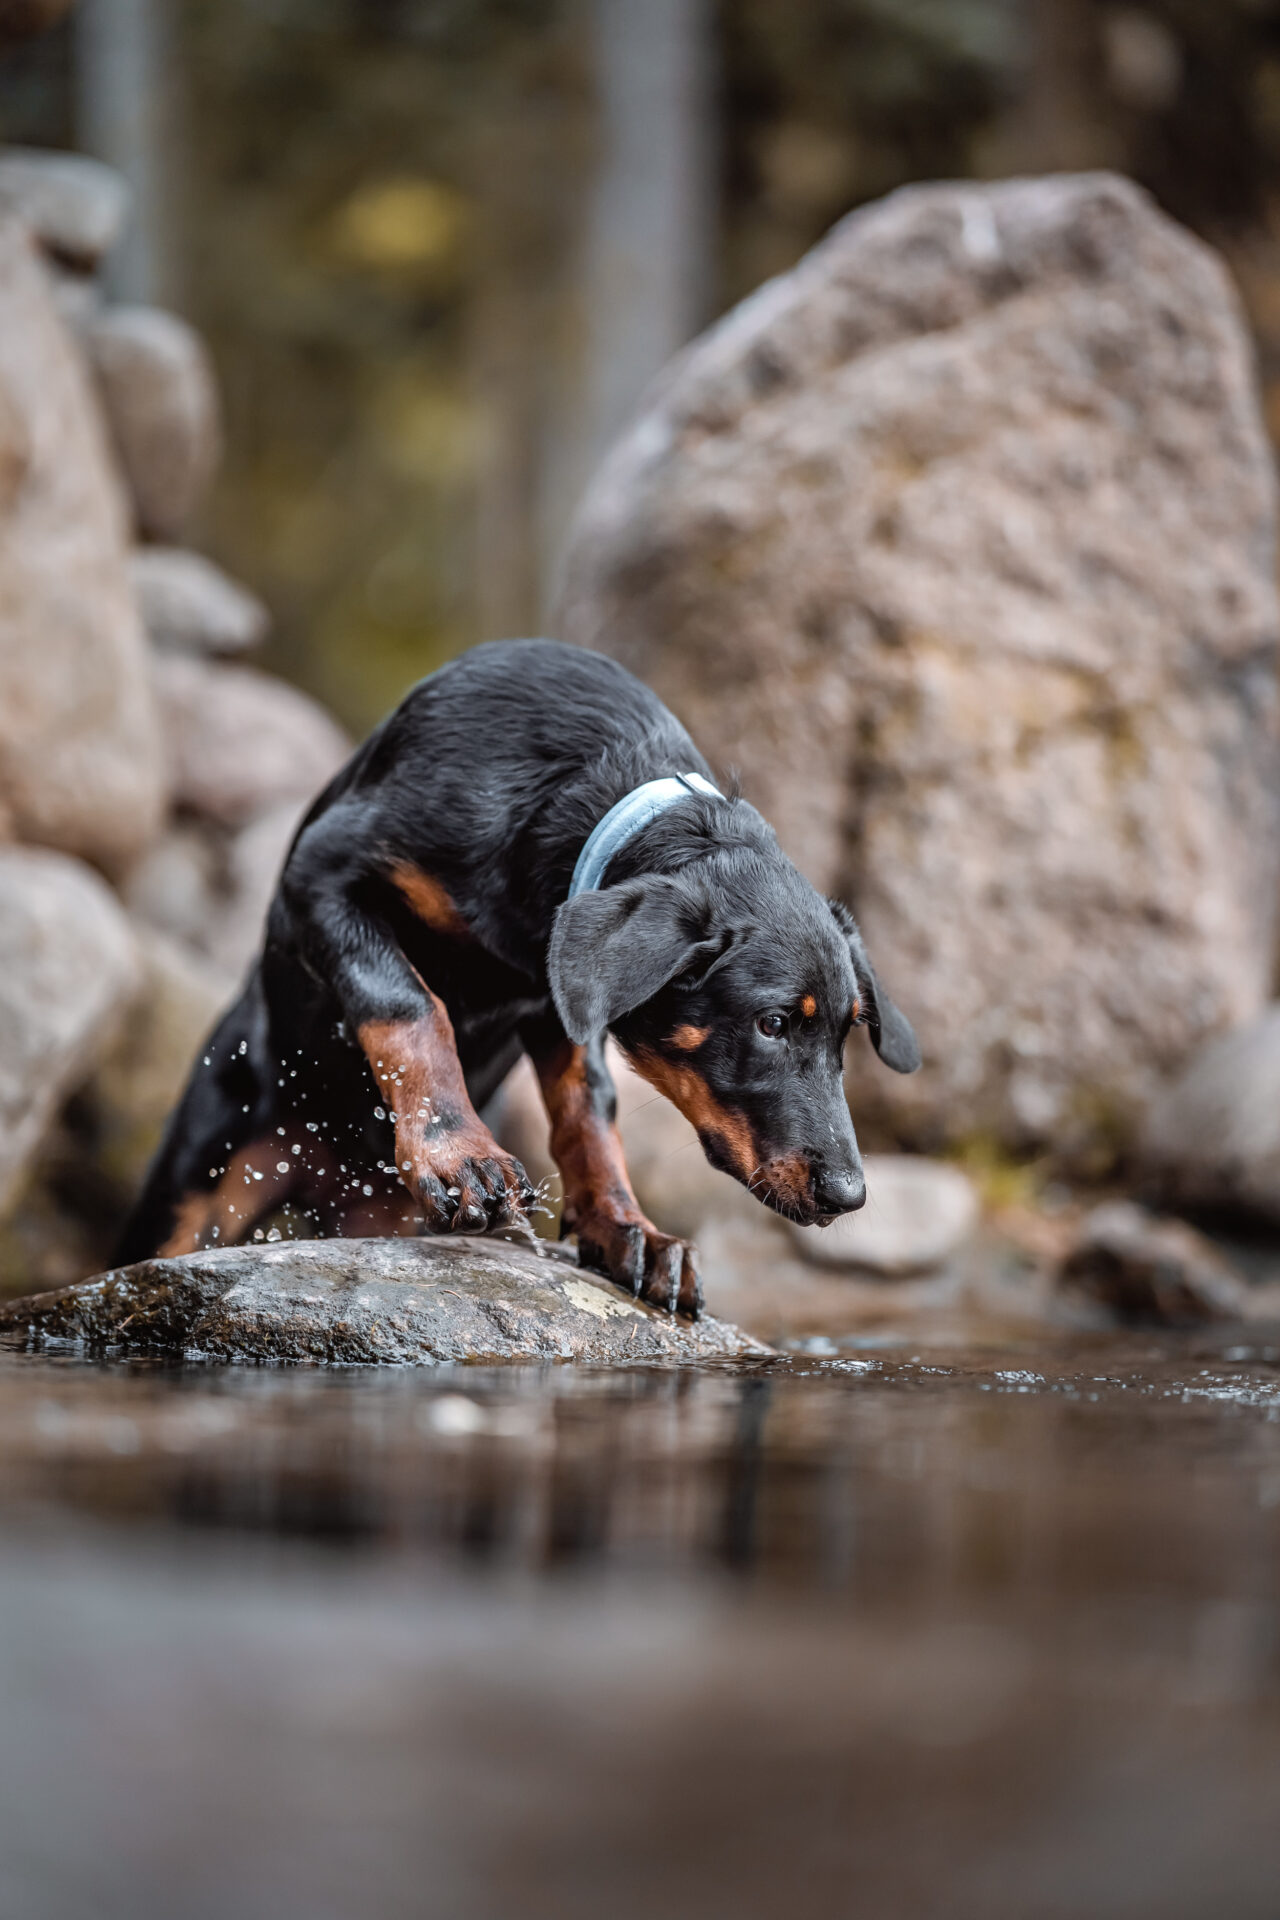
<box><xmin>2</xmin><ymin>1337</ymin><xmax>1280</xmax><ymax>1918</ymax></box>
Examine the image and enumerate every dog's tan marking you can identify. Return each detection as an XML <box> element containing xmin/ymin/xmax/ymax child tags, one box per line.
<box><xmin>388</xmin><ymin>861</ymin><xmax>472</xmax><ymax>938</ymax></box>
<box><xmin>358</xmin><ymin>1004</ymin><xmax>513</xmax><ymax>1222</ymax></box>
<box><xmin>850</xmin><ymin>995</ymin><xmax>862</xmax><ymax>1023</ymax></box>
<box><xmin>800</xmin><ymin>993</ymin><xmax>817</xmax><ymax>1019</ymax></box>
<box><xmin>625</xmin><ymin>1047</ymin><xmax>757</xmax><ymax>1182</ymax></box>
<box><xmin>668</xmin><ymin>1022</ymin><xmax>710</xmax><ymax>1052</ymax></box>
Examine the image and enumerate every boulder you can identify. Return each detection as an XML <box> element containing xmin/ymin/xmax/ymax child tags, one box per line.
<box><xmin>120</xmin><ymin>818</ymin><xmax>226</xmax><ymax>960</ymax></box>
<box><xmin>0</xmin><ymin>218</ymin><xmax>164</xmax><ymax>872</ymax></box>
<box><xmin>0</xmin><ymin>1236</ymin><xmax>768</xmax><ymax>1364</ymax></box>
<box><xmin>789</xmin><ymin>1155</ymin><xmax>979</xmax><ymax>1275</ymax></box>
<box><xmin>84</xmin><ymin>306</ymin><xmax>221</xmax><ymax>539</ymax></box>
<box><xmin>0</xmin><ymin>848</ymin><xmax>139</xmax><ymax>1217</ymax></box>
<box><xmin>559</xmin><ymin>174</ymin><xmax>1280</xmax><ymax>1160</ymax></box>
<box><xmin>0</xmin><ymin>147</ymin><xmax>128</xmax><ymax>267</ymax></box>
<box><xmin>1058</xmin><ymin>1201</ymin><xmax>1247</xmax><ymax>1325</ymax></box>
<box><xmin>1140</xmin><ymin>1006</ymin><xmax>1280</xmax><ymax>1222</ymax></box>
<box><xmin>130</xmin><ymin>546</ymin><xmax>269</xmax><ymax>656</ymax></box>
<box><xmin>205</xmin><ymin>799</ymin><xmax>306</xmax><ymax>979</ymax></box>
<box><xmin>153</xmin><ymin>656</ymin><xmax>351</xmax><ymax>829</ymax></box>
<box><xmin>81</xmin><ymin>928</ymin><xmax>227</xmax><ymax>1198</ymax></box>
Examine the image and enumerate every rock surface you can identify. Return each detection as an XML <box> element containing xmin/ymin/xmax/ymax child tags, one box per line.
<box><xmin>0</xmin><ymin>146</ymin><xmax>128</xmax><ymax>267</ymax></box>
<box><xmin>0</xmin><ymin>848</ymin><xmax>139</xmax><ymax>1217</ymax></box>
<box><xmin>85</xmin><ymin>305</ymin><xmax>221</xmax><ymax>539</ymax></box>
<box><xmin>1140</xmin><ymin>1006</ymin><xmax>1280</xmax><ymax>1223</ymax></box>
<box><xmin>559</xmin><ymin>173</ymin><xmax>1280</xmax><ymax>1159</ymax></box>
<box><xmin>0</xmin><ymin>1236</ymin><xmax>769</xmax><ymax>1365</ymax></box>
<box><xmin>130</xmin><ymin>546</ymin><xmax>269</xmax><ymax>656</ymax></box>
<box><xmin>154</xmin><ymin>655</ymin><xmax>351</xmax><ymax>829</ymax></box>
<box><xmin>789</xmin><ymin>1156</ymin><xmax>980</xmax><ymax>1274</ymax></box>
<box><xmin>0</xmin><ymin>216</ymin><xmax>164</xmax><ymax>871</ymax></box>
<box><xmin>1058</xmin><ymin>1201</ymin><xmax>1247</xmax><ymax>1326</ymax></box>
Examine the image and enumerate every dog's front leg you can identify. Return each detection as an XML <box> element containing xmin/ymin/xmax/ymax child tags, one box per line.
<box><xmin>523</xmin><ymin>1020</ymin><xmax>702</xmax><ymax>1317</ymax></box>
<box><xmin>281</xmin><ymin>813</ymin><xmax>532</xmax><ymax>1232</ymax></box>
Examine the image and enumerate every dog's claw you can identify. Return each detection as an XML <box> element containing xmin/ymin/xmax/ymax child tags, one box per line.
<box><xmin>572</xmin><ymin>1210</ymin><xmax>701</xmax><ymax>1318</ymax></box>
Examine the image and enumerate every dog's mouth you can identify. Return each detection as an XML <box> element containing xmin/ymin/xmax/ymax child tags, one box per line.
<box><xmin>701</xmin><ymin>1133</ymin><xmax>829</xmax><ymax>1226</ymax></box>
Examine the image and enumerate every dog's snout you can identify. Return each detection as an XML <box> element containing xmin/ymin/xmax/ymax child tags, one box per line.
<box><xmin>812</xmin><ymin>1164</ymin><xmax>866</xmax><ymax>1217</ymax></box>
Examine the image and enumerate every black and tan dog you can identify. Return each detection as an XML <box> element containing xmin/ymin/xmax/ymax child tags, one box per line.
<box><xmin>117</xmin><ymin>639</ymin><xmax>919</xmax><ymax>1316</ymax></box>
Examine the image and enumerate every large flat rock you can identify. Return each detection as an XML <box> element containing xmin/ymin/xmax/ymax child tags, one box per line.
<box><xmin>0</xmin><ymin>1236</ymin><xmax>768</xmax><ymax>1365</ymax></box>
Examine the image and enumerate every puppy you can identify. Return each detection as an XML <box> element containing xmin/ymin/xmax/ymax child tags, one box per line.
<box><xmin>117</xmin><ymin>639</ymin><xmax>919</xmax><ymax>1316</ymax></box>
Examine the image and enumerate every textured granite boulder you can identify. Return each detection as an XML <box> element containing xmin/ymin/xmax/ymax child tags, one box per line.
<box><xmin>0</xmin><ymin>216</ymin><xmax>163</xmax><ymax>871</ymax></box>
<box><xmin>0</xmin><ymin>847</ymin><xmax>140</xmax><ymax>1216</ymax></box>
<box><xmin>1140</xmin><ymin>1005</ymin><xmax>1280</xmax><ymax>1222</ymax></box>
<box><xmin>559</xmin><ymin>174</ymin><xmax>1280</xmax><ymax>1159</ymax></box>
<box><xmin>85</xmin><ymin>306</ymin><xmax>221</xmax><ymax>539</ymax></box>
<box><xmin>0</xmin><ymin>1236</ymin><xmax>768</xmax><ymax>1365</ymax></box>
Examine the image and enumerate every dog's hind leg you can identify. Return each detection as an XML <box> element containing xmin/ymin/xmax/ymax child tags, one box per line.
<box><xmin>113</xmin><ymin>970</ymin><xmax>301</xmax><ymax>1263</ymax></box>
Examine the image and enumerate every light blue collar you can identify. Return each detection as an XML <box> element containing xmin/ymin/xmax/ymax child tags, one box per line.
<box><xmin>568</xmin><ymin>772</ymin><xmax>723</xmax><ymax>898</ymax></box>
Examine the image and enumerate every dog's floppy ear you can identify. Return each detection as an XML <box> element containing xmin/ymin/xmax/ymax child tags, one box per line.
<box><xmin>549</xmin><ymin>877</ymin><xmax>719</xmax><ymax>1044</ymax></box>
<box><xmin>829</xmin><ymin>900</ymin><xmax>921</xmax><ymax>1074</ymax></box>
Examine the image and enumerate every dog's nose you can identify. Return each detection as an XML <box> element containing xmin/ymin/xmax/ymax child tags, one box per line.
<box><xmin>812</xmin><ymin>1165</ymin><xmax>866</xmax><ymax>1217</ymax></box>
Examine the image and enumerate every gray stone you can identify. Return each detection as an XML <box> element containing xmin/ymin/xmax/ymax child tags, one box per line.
<box><xmin>85</xmin><ymin>306</ymin><xmax>221</xmax><ymax>539</ymax></box>
<box><xmin>130</xmin><ymin>546</ymin><xmax>269</xmax><ymax>656</ymax></box>
<box><xmin>205</xmin><ymin>799</ymin><xmax>306</xmax><ymax>979</ymax></box>
<box><xmin>788</xmin><ymin>1155</ymin><xmax>980</xmax><ymax>1275</ymax></box>
<box><xmin>81</xmin><ymin>927</ymin><xmax>227</xmax><ymax>1197</ymax></box>
<box><xmin>121</xmin><ymin>818</ymin><xmax>226</xmax><ymax>961</ymax></box>
<box><xmin>1141</xmin><ymin>1005</ymin><xmax>1280</xmax><ymax>1222</ymax></box>
<box><xmin>0</xmin><ymin>1236</ymin><xmax>768</xmax><ymax>1364</ymax></box>
<box><xmin>1058</xmin><ymin>1201</ymin><xmax>1247</xmax><ymax>1326</ymax></box>
<box><xmin>559</xmin><ymin>174</ymin><xmax>1280</xmax><ymax>1162</ymax></box>
<box><xmin>0</xmin><ymin>216</ymin><xmax>164</xmax><ymax>873</ymax></box>
<box><xmin>153</xmin><ymin>655</ymin><xmax>351</xmax><ymax>830</ymax></box>
<box><xmin>0</xmin><ymin>847</ymin><xmax>140</xmax><ymax>1217</ymax></box>
<box><xmin>0</xmin><ymin>146</ymin><xmax>128</xmax><ymax>268</ymax></box>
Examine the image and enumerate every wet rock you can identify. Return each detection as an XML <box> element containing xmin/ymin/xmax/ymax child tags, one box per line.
<box><xmin>0</xmin><ymin>1236</ymin><xmax>768</xmax><ymax>1364</ymax></box>
<box><xmin>130</xmin><ymin>546</ymin><xmax>269</xmax><ymax>656</ymax></box>
<box><xmin>0</xmin><ymin>848</ymin><xmax>139</xmax><ymax>1217</ymax></box>
<box><xmin>0</xmin><ymin>147</ymin><xmax>128</xmax><ymax>268</ymax></box>
<box><xmin>1140</xmin><ymin>1006</ymin><xmax>1280</xmax><ymax>1223</ymax></box>
<box><xmin>0</xmin><ymin>216</ymin><xmax>164</xmax><ymax>872</ymax></box>
<box><xmin>1058</xmin><ymin>1201</ymin><xmax>1247</xmax><ymax>1326</ymax></box>
<box><xmin>154</xmin><ymin>656</ymin><xmax>351</xmax><ymax>830</ymax></box>
<box><xmin>560</xmin><ymin>174</ymin><xmax>1280</xmax><ymax>1162</ymax></box>
<box><xmin>85</xmin><ymin>306</ymin><xmax>221</xmax><ymax>539</ymax></box>
<box><xmin>789</xmin><ymin>1156</ymin><xmax>980</xmax><ymax>1275</ymax></box>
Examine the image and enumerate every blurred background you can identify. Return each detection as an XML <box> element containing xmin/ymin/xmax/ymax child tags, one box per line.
<box><xmin>11</xmin><ymin>0</ymin><xmax>1280</xmax><ymax>733</ymax></box>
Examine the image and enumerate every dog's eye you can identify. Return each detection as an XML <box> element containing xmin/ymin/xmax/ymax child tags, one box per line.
<box><xmin>756</xmin><ymin>1011</ymin><xmax>787</xmax><ymax>1040</ymax></box>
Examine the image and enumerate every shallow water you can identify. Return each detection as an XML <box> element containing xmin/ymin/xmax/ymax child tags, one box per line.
<box><xmin>2</xmin><ymin>1330</ymin><xmax>1280</xmax><ymax>1919</ymax></box>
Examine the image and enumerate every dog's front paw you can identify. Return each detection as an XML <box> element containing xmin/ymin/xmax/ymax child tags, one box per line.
<box><xmin>572</xmin><ymin>1209</ymin><xmax>702</xmax><ymax>1319</ymax></box>
<box><xmin>399</xmin><ymin>1125</ymin><xmax>535</xmax><ymax>1233</ymax></box>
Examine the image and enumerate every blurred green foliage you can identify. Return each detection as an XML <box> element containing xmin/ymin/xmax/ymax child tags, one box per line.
<box><xmin>8</xmin><ymin>0</ymin><xmax>1280</xmax><ymax>736</ymax></box>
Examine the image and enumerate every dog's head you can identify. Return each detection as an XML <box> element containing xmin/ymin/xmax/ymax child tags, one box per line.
<box><xmin>547</xmin><ymin>851</ymin><xmax>918</xmax><ymax>1226</ymax></box>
